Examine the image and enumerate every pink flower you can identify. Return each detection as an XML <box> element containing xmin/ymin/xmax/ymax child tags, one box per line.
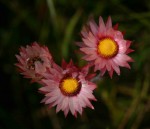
<box><xmin>15</xmin><ymin>42</ymin><xmax>53</xmax><ymax>82</ymax></box>
<box><xmin>78</xmin><ymin>16</ymin><xmax>134</xmax><ymax>78</ymax></box>
<box><xmin>39</xmin><ymin>60</ymin><xmax>97</xmax><ymax>117</ymax></box>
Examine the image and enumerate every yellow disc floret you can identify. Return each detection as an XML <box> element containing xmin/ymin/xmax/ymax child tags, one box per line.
<box><xmin>98</xmin><ymin>38</ymin><xmax>118</xmax><ymax>58</ymax></box>
<box><xmin>60</xmin><ymin>77</ymin><xmax>81</xmax><ymax>96</ymax></box>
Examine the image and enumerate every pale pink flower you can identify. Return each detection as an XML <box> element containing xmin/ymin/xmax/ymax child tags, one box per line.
<box><xmin>78</xmin><ymin>16</ymin><xmax>134</xmax><ymax>78</ymax></box>
<box><xmin>39</xmin><ymin>60</ymin><xmax>97</xmax><ymax>117</ymax></box>
<box><xmin>15</xmin><ymin>42</ymin><xmax>53</xmax><ymax>82</ymax></box>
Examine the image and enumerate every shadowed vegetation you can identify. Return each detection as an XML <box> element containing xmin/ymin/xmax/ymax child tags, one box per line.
<box><xmin>0</xmin><ymin>0</ymin><xmax>150</xmax><ymax>129</ymax></box>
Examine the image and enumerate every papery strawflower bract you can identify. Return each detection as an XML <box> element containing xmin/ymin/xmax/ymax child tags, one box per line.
<box><xmin>78</xmin><ymin>16</ymin><xmax>134</xmax><ymax>78</ymax></box>
<box><xmin>39</xmin><ymin>60</ymin><xmax>97</xmax><ymax>117</ymax></box>
<box><xmin>15</xmin><ymin>42</ymin><xmax>53</xmax><ymax>82</ymax></box>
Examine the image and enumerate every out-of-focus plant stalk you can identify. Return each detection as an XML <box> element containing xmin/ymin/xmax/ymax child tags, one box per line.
<box><xmin>61</xmin><ymin>10</ymin><xmax>82</xmax><ymax>59</ymax></box>
<box><xmin>118</xmin><ymin>73</ymin><xmax>150</xmax><ymax>129</ymax></box>
<box><xmin>46</xmin><ymin>0</ymin><xmax>58</xmax><ymax>36</ymax></box>
<box><xmin>101</xmin><ymin>90</ymin><xmax>122</xmax><ymax>127</ymax></box>
<box><xmin>131</xmin><ymin>73</ymin><xmax>150</xmax><ymax>129</ymax></box>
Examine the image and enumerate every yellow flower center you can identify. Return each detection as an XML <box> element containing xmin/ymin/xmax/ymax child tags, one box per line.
<box><xmin>98</xmin><ymin>38</ymin><xmax>118</xmax><ymax>58</ymax></box>
<box><xmin>60</xmin><ymin>77</ymin><xmax>81</xmax><ymax>96</ymax></box>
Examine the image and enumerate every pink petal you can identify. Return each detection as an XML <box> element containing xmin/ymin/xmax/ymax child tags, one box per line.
<box><xmin>117</xmin><ymin>54</ymin><xmax>134</xmax><ymax>62</ymax></box>
<box><xmin>35</xmin><ymin>61</ymin><xmax>45</xmax><ymax>74</ymax></box>
<box><xmin>98</xmin><ymin>59</ymin><xmax>106</xmax><ymax>69</ymax></box>
<box><xmin>82</xmin><ymin>38</ymin><xmax>94</xmax><ymax>48</ymax></box>
<box><xmin>126</xmin><ymin>49</ymin><xmax>134</xmax><ymax>54</ymax></box>
<box><xmin>106</xmin><ymin>61</ymin><xmax>111</xmax><ymax>71</ymax></box>
<box><xmin>78</xmin><ymin>96</ymin><xmax>86</xmax><ymax>108</ymax></box>
<box><xmin>56</xmin><ymin>96</ymin><xmax>65</xmax><ymax>113</ymax></box>
<box><xmin>81</xmin><ymin>26</ymin><xmax>89</xmax><ymax>38</ymax></box>
<box><xmin>87</xmin><ymin>32</ymin><xmax>97</xmax><ymax>46</ymax></box>
<box><xmin>113</xmin><ymin>23</ymin><xmax>119</xmax><ymax>30</ymax></box>
<box><xmin>111</xmin><ymin>60</ymin><xmax>120</xmax><ymax>75</ymax></box>
<box><xmin>69</xmin><ymin>98</ymin><xmax>75</xmax><ymax>115</ymax></box>
<box><xmin>73</xmin><ymin>97</ymin><xmax>82</xmax><ymax>115</ymax></box>
<box><xmin>41</xmin><ymin>79</ymin><xmax>58</xmax><ymax>87</ymax></box>
<box><xmin>39</xmin><ymin>86</ymin><xmax>53</xmax><ymax>92</ymax></box>
<box><xmin>83</xmin><ymin>54</ymin><xmax>97</xmax><ymax>61</ymax></box>
<box><xmin>87</xmin><ymin>82</ymin><xmax>97</xmax><ymax>90</ymax></box>
<box><xmin>16</xmin><ymin>55</ymin><xmax>24</xmax><ymax>64</ymax></box>
<box><xmin>108</xmin><ymin>68</ymin><xmax>114</xmax><ymax>78</ymax></box>
<box><xmin>45</xmin><ymin>89</ymin><xmax>60</xmax><ymax>97</ymax></box>
<box><xmin>94</xmin><ymin>58</ymin><xmax>102</xmax><ymax>65</ymax></box>
<box><xmin>118</xmin><ymin>40</ymin><xmax>127</xmax><ymax>53</ymax></box>
<box><xmin>80</xmin><ymin>47</ymin><xmax>96</xmax><ymax>54</ymax></box>
<box><xmin>80</xmin><ymin>94</ymin><xmax>94</xmax><ymax>109</ymax></box>
<box><xmin>64</xmin><ymin>106</ymin><xmax>69</xmax><ymax>117</ymax></box>
<box><xmin>82</xmin><ymin>88</ymin><xmax>97</xmax><ymax>101</ymax></box>
<box><xmin>99</xmin><ymin>16</ymin><xmax>106</xmax><ymax>33</ymax></box>
<box><xmin>89</xmin><ymin>20</ymin><xmax>98</xmax><ymax>36</ymax></box>
<box><xmin>75</xmin><ymin>41</ymin><xmax>86</xmax><ymax>47</ymax></box>
<box><xmin>106</xmin><ymin>28</ymin><xmax>115</xmax><ymax>37</ymax></box>
<box><xmin>106</xmin><ymin>16</ymin><xmax>112</xmax><ymax>29</ymax></box>
<box><xmin>45</xmin><ymin>96</ymin><xmax>58</xmax><ymax>104</ymax></box>
<box><xmin>100</xmin><ymin>67</ymin><xmax>107</xmax><ymax>76</ymax></box>
<box><xmin>126</xmin><ymin>40</ymin><xmax>132</xmax><ymax>48</ymax></box>
<box><xmin>61</xmin><ymin>97</ymin><xmax>69</xmax><ymax>111</ymax></box>
<box><xmin>114</xmin><ymin>31</ymin><xmax>123</xmax><ymax>39</ymax></box>
<box><xmin>40</xmin><ymin>96</ymin><xmax>49</xmax><ymax>103</ymax></box>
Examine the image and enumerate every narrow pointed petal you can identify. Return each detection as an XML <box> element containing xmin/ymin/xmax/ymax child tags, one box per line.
<box><xmin>106</xmin><ymin>16</ymin><xmax>112</xmax><ymax>29</ymax></box>
<box><xmin>108</xmin><ymin>68</ymin><xmax>114</xmax><ymax>78</ymax></box>
<box><xmin>99</xmin><ymin>16</ymin><xmax>106</xmax><ymax>33</ymax></box>
<box><xmin>89</xmin><ymin>20</ymin><xmax>98</xmax><ymax>36</ymax></box>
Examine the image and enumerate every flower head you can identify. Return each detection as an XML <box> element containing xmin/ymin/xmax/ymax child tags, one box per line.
<box><xmin>78</xmin><ymin>16</ymin><xmax>134</xmax><ymax>78</ymax></box>
<box><xmin>39</xmin><ymin>60</ymin><xmax>97</xmax><ymax>117</ymax></box>
<box><xmin>15</xmin><ymin>42</ymin><xmax>53</xmax><ymax>82</ymax></box>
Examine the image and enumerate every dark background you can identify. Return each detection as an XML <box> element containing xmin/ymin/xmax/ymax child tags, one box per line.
<box><xmin>0</xmin><ymin>0</ymin><xmax>150</xmax><ymax>129</ymax></box>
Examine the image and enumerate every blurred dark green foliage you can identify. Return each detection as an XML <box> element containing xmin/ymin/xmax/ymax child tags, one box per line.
<box><xmin>0</xmin><ymin>0</ymin><xmax>150</xmax><ymax>129</ymax></box>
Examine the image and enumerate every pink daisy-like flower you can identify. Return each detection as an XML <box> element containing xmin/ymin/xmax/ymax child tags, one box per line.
<box><xmin>39</xmin><ymin>60</ymin><xmax>97</xmax><ymax>117</ymax></box>
<box><xmin>15</xmin><ymin>42</ymin><xmax>53</xmax><ymax>82</ymax></box>
<box><xmin>78</xmin><ymin>16</ymin><xmax>134</xmax><ymax>78</ymax></box>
